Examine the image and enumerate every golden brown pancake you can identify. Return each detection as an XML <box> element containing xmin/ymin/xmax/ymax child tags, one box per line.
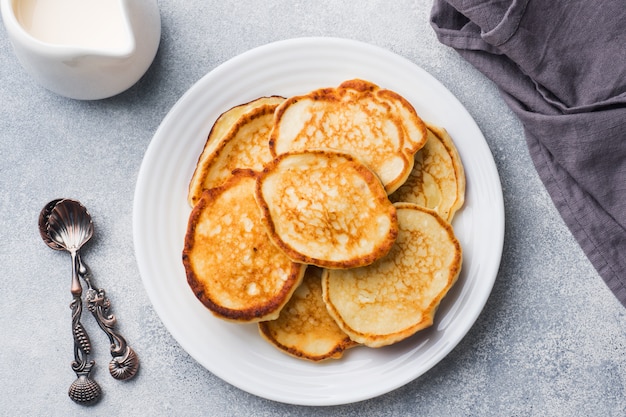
<box><xmin>259</xmin><ymin>266</ymin><xmax>357</xmax><ymax>361</ymax></box>
<box><xmin>337</xmin><ymin>79</ymin><xmax>428</xmax><ymax>157</ymax></box>
<box><xmin>322</xmin><ymin>203</ymin><xmax>462</xmax><ymax>347</ymax></box>
<box><xmin>188</xmin><ymin>96</ymin><xmax>285</xmax><ymax>207</ymax></box>
<box><xmin>269</xmin><ymin>79</ymin><xmax>427</xmax><ymax>194</ymax></box>
<box><xmin>255</xmin><ymin>149</ymin><xmax>398</xmax><ymax>269</ymax></box>
<box><xmin>390</xmin><ymin>124</ymin><xmax>465</xmax><ymax>222</ymax></box>
<box><xmin>183</xmin><ymin>170</ymin><xmax>305</xmax><ymax>322</ymax></box>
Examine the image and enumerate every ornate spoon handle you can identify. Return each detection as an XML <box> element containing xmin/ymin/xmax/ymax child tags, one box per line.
<box><xmin>77</xmin><ymin>253</ymin><xmax>139</xmax><ymax>380</ymax></box>
<box><xmin>68</xmin><ymin>251</ymin><xmax>101</xmax><ymax>404</ymax></box>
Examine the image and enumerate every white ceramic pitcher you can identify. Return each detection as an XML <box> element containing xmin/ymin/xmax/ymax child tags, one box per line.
<box><xmin>1</xmin><ymin>0</ymin><xmax>161</xmax><ymax>100</ymax></box>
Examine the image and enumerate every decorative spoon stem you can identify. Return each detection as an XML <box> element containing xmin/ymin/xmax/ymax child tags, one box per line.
<box><xmin>68</xmin><ymin>264</ymin><xmax>101</xmax><ymax>404</ymax></box>
<box><xmin>77</xmin><ymin>253</ymin><xmax>140</xmax><ymax>380</ymax></box>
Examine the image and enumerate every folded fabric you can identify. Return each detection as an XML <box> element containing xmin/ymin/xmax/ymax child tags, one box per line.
<box><xmin>430</xmin><ymin>0</ymin><xmax>626</xmax><ymax>306</ymax></box>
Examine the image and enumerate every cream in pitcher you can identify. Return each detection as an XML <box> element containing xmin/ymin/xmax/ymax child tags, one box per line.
<box><xmin>14</xmin><ymin>0</ymin><xmax>131</xmax><ymax>51</ymax></box>
<box><xmin>1</xmin><ymin>0</ymin><xmax>161</xmax><ymax>100</ymax></box>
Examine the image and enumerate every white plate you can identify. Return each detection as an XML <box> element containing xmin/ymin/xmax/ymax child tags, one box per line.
<box><xmin>133</xmin><ymin>37</ymin><xmax>504</xmax><ymax>406</ymax></box>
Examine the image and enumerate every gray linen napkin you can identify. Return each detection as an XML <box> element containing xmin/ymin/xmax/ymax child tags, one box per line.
<box><xmin>430</xmin><ymin>0</ymin><xmax>626</xmax><ymax>306</ymax></box>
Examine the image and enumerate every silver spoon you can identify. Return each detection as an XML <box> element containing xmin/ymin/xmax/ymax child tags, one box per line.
<box><xmin>41</xmin><ymin>198</ymin><xmax>101</xmax><ymax>404</ymax></box>
<box><xmin>40</xmin><ymin>200</ymin><xmax>140</xmax><ymax>383</ymax></box>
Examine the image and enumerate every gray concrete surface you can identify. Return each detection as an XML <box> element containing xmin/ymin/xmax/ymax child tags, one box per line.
<box><xmin>1</xmin><ymin>1</ymin><xmax>624</xmax><ymax>416</ymax></box>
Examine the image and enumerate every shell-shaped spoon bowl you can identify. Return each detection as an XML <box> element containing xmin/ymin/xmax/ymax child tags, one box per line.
<box><xmin>46</xmin><ymin>199</ymin><xmax>94</xmax><ymax>252</ymax></box>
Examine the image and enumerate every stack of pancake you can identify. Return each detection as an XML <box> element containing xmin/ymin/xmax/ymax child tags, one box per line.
<box><xmin>182</xmin><ymin>79</ymin><xmax>465</xmax><ymax>361</ymax></box>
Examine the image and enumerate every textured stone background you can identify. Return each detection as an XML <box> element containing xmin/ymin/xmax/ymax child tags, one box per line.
<box><xmin>1</xmin><ymin>1</ymin><xmax>624</xmax><ymax>416</ymax></box>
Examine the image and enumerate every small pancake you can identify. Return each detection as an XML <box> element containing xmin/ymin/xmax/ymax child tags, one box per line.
<box><xmin>322</xmin><ymin>203</ymin><xmax>462</xmax><ymax>348</ymax></box>
<box><xmin>269</xmin><ymin>80</ymin><xmax>426</xmax><ymax>194</ymax></box>
<box><xmin>390</xmin><ymin>124</ymin><xmax>465</xmax><ymax>222</ymax></box>
<box><xmin>255</xmin><ymin>149</ymin><xmax>398</xmax><ymax>269</ymax></box>
<box><xmin>183</xmin><ymin>170</ymin><xmax>305</xmax><ymax>322</ymax></box>
<box><xmin>259</xmin><ymin>266</ymin><xmax>357</xmax><ymax>361</ymax></box>
<box><xmin>337</xmin><ymin>79</ymin><xmax>428</xmax><ymax>157</ymax></box>
<box><xmin>188</xmin><ymin>96</ymin><xmax>285</xmax><ymax>207</ymax></box>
